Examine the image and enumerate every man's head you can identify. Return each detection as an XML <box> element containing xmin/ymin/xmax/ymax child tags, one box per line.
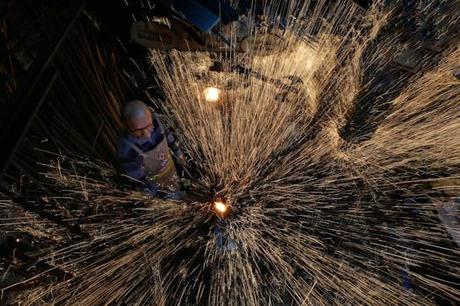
<box><xmin>122</xmin><ymin>100</ymin><xmax>153</xmax><ymax>139</ymax></box>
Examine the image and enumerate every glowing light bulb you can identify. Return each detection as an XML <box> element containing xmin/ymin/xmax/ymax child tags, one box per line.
<box><xmin>16</xmin><ymin>238</ymin><xmax>20</xmax><ymax>243</ymax></box>
<box><xmin>204</xmin><ymin>87</ymin><xmax>220</xmax><ymax>102</ymax></box>
<box><xmin>214</xmin><ymin>201</ymin><xmax>227</xmax><ymax>213</ymax></box>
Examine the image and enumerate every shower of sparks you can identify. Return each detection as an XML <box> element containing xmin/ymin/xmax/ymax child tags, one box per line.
<box><xmin>1</xmin><ymin>0</ymin><xmax>460</xmax><ymax>305</ymax></box>
<box><xmin>213</xmin><ymin>201</ymin><xmax>227</xmax><ymax>213</ymax></box>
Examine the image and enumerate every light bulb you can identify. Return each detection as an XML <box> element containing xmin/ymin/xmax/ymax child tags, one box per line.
<box><xmin>204</xmin><ymin>87</ymin><xmax>220</xmax><ymax>102</ymax></box>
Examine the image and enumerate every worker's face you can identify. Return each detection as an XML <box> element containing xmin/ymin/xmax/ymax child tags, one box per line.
<box><xmin>126</xmin><ymin>110</ymin><xmax>153</xmax><ymax>139</ymax></box>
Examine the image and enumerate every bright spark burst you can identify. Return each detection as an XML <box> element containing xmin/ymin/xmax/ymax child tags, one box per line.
<box><xmin>213</xmin><ymin>200</ymin><xmax>228</xmax><ymax>218</ymax></box>
<box><xmin>213</xmin><ymin>201</ymin><xmax>226</xmax><ymax>213</ymax></box>
<box><xmin>2</xmin><ymin>1</ymin><xmax>459</xmax><ymax>305</ymax></box>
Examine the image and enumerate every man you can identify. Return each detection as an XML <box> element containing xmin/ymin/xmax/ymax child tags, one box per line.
<box><xmin>117</xmin><ymin>100</ymin><xmax>184</xmax><ymax>199</ymax></box>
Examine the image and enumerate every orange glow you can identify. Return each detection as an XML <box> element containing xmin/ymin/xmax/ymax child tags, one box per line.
<box><xmin>213</xmin><ymin>201</ymin><xmax>227</xmax><ymax>213</ymax></box>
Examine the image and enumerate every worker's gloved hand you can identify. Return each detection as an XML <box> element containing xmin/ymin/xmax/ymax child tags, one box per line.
<box><xmin>143</xmin><ymin>180</ymin><xmax>159</xmax><ymax>197</ymax></box>
<box><xmin>166</xmin><ymin>190</ymin><xmax>185</xmax><ymax>201</ymax></box>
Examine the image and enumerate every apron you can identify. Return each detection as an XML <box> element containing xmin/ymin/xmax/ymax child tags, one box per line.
<box><xmin>129</xmin><ymin>115</ymin><xmax>179</xmax><ymax>190</ymax></box>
